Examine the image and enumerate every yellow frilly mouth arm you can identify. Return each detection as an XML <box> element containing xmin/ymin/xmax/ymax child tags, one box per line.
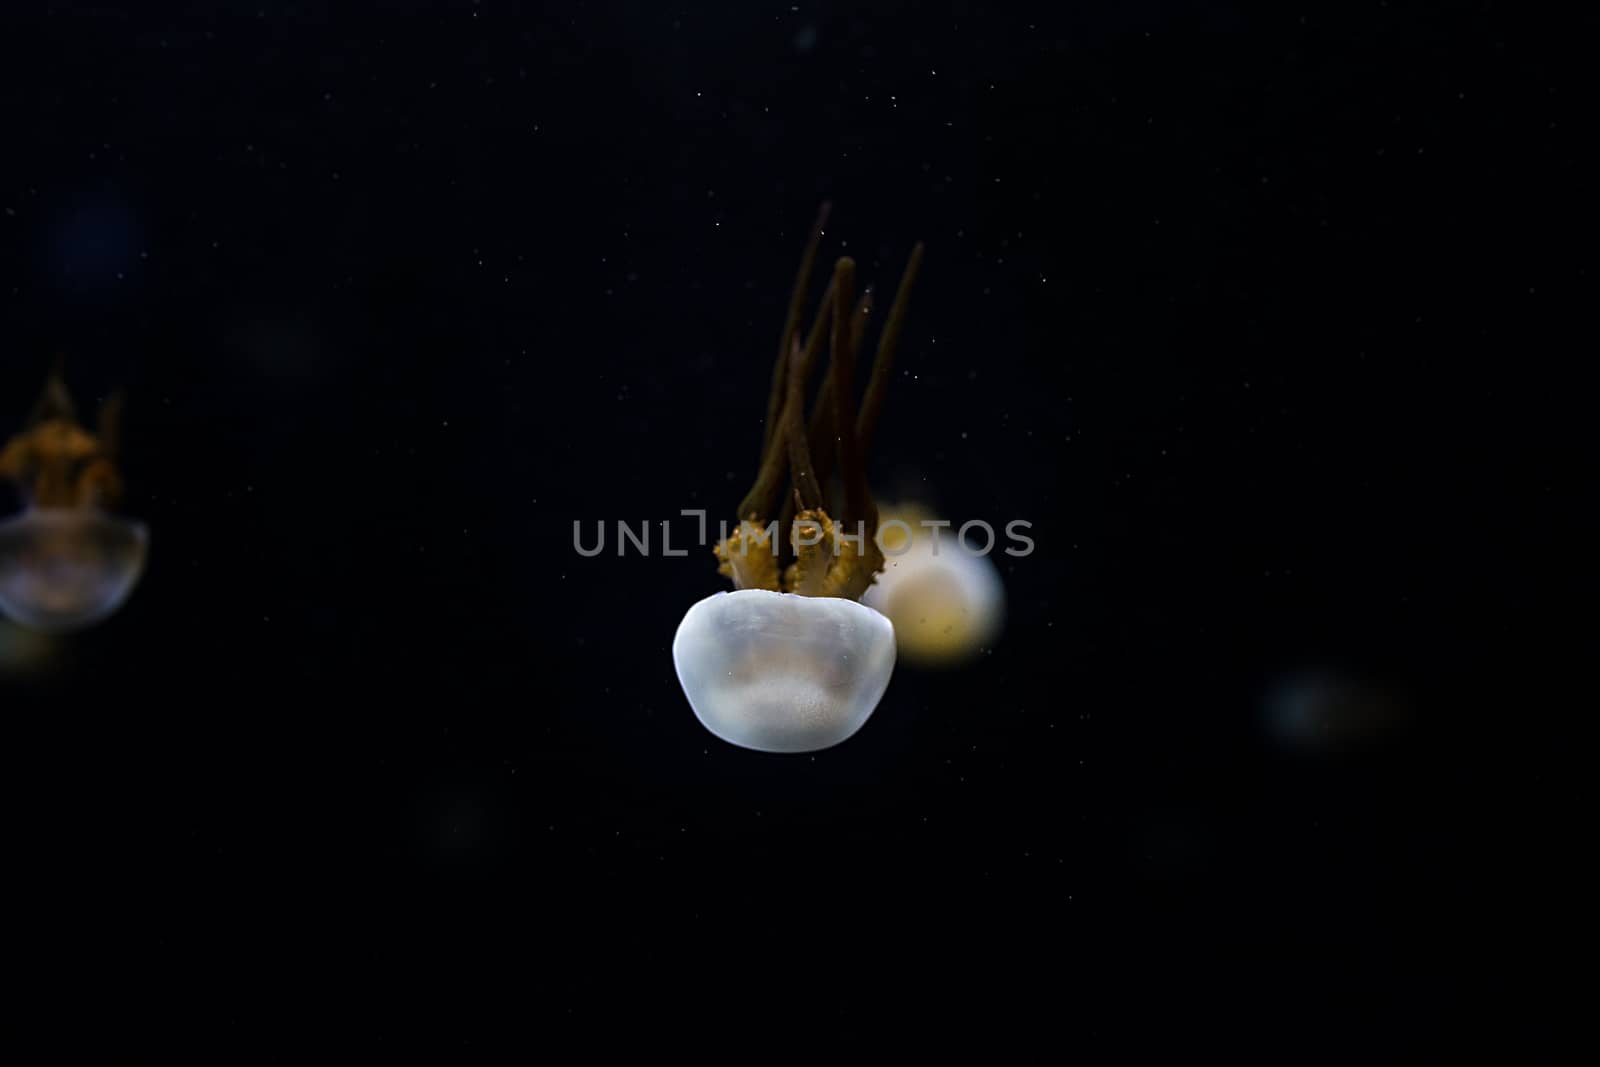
<box><xmin>0</xmin><ymin>420</ymin><xmax>120</xmax><ymax>509</ymax></box>
<box><xmin>714</xmin><ymin>519</ymin><xmax>781</xmax><ymax>592</ymax></box>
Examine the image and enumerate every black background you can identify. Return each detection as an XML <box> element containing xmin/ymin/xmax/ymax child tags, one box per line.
<box><xmin>2</xmin><ymin>1</ymin><xmax>1577</xmax><ymax>1047</ymax></box>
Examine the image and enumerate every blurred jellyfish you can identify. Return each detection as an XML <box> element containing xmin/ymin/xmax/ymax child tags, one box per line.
<box><xmin>1265</xmin><ymin>670</ymin><xmax>1409</xmax><ymax>754</ymax></box>
<box><xmin>674</xmin><ymin>204</ymin><xmax>924</xmax><ymax>753</ymax></box>
<box><xmin>862</xmin><ymin>503</ymin><xmax>1005</xmax><ymax>666</ymax></box>
<box><xmin>0</xmin><ymin>368</ymin><xmax>147</xmax><ymax>634</ymax></box>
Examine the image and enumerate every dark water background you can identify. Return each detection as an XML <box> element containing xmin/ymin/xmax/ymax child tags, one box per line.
<box><xmin>1</xmin><ymin>2</ymin><xmax>1577</xmax><ymax>1047</ymax></box>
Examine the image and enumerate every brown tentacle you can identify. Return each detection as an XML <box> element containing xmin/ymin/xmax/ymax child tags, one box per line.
<box><xmin>856</xmin><ymin>241</ymin><xmax>924</xmax><ymax>455</ymax></box>
<box><xmin>737</xmin><ymin>281</ymin><xmax>835</xmax><ymax>521</ymax></box>
<box><xmin>761</xmin><ymin>201</ymin><xmax>832</xmax><ymax>456</ymax></box>
<box><xmin>806</xmin><ymin>286</ymin><xmax>873</xmax><ymax>501</ymax></box>
<box><xmin>784</xmin><ymin>309</ymin><xmax>825</xmax><ymax>512</ymax></box>
<box><xmin>827</xmin><ymin>258</ymin><xmax>875</xmax><ymax>530</ymax></box>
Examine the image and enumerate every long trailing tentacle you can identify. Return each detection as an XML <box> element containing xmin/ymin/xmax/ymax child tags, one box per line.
<box><xmin>784</xmin><ymin>303</ymin><xmax>826</xmax><ymax>512</ymax></box>
<box><xmin>828</xmin><ymin>257</ymin><xmax>875</xmax><ymax>530</ymax></box>
<box><xmin>805</xmin><ymin>285</ymin><xmax>874</xmax><ymax>502</ymax></box>
<box><xmin>737</xmin><ymin>280</ymin><xmax>835</xmax><ymax>520</ymax></box>
<box><xmin>761</xmin><ymin>201</ymin><xmax>832</xmax><ymax>456</ymax></box>
<box><xmin>727</xmin><ymin>219</ymin><xmax>924</xmax><ymax>600</ymax></box>
<box><xmin>856</xmin><ymin>241</ymin><xmax>924</xmax><ymax>455</ymax></box>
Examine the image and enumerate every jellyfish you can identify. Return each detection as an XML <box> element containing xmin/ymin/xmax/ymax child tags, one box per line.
<box><xmin>861</xmin><ymin>502</ymin><xmax>1005</xmax><ymax>666</ymax></box>
<box><xmin>1264</xmin><ymin>670</ymin><xmax>1411</xmax><ymax>754</ymax></box>
<box><xmin>0</xmin><ymin>368</ymin><xmax>147</xmax><ymax>634</ymax></box>
<box><xmin>672</xmin><ymin>204</ymin><xmax>924</xmax><ymax>752</ymax></box>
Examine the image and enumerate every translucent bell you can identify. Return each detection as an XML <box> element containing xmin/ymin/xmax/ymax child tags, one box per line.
<box><xmin>672</xmin><ymin>588</ymin><xmax>897</xmax><ymax>753</ymax></box>
<box><xmin>0</xmin><ymin>507</ymin><xmax>148</xmax><ymax>634</ymax></box>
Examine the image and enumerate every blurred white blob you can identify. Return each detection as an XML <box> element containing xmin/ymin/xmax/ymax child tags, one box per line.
<box><xmin>0</xmin><ymin>508</ymin><xmax>148</xmax><ymax>634</ymax></box>
<box><xmin>1265</xmin><ymin>671</ymin><xmax>1408</xmax><ymax>753</ymax></box>
<box><xmin>862</xmin><ymin>505</ymin><xmax>1005</xmax><ymax>666</ymax></box>
<box><xmin>673</xmin><ymin>589</ymin><xmax>896</xmax><ymax>753</ymax></box>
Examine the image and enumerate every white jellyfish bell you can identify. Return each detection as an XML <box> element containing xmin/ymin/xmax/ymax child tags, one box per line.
<box><xmin>674</xmin><ymin>589</ymin><xmax>896</xmax><ymax>753</ymax></box>
<box><xmin>0</xmin><ymin>368</ymin><xmax>147</xmax><ymax>634</ymax></box>
<box><xmin>673</xmin><ymin>205</ymin><xmax>924</xmax><ymax>753</ymax></box>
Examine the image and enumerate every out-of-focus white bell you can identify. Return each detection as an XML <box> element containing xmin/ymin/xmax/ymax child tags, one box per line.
<box><xmin>0</xmin><ymin>507</ymin><xmax>148</xmax><ymax>634</ymax></box>
<box><xmin>862</xmin><ymin>524</ymin><xmax>1004</xmax><ymax>666</ymax></box>
<box><xmin>672</xmin><ymin>588</ymin><xmax>896</xmax><ymax>753</ymax></box>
